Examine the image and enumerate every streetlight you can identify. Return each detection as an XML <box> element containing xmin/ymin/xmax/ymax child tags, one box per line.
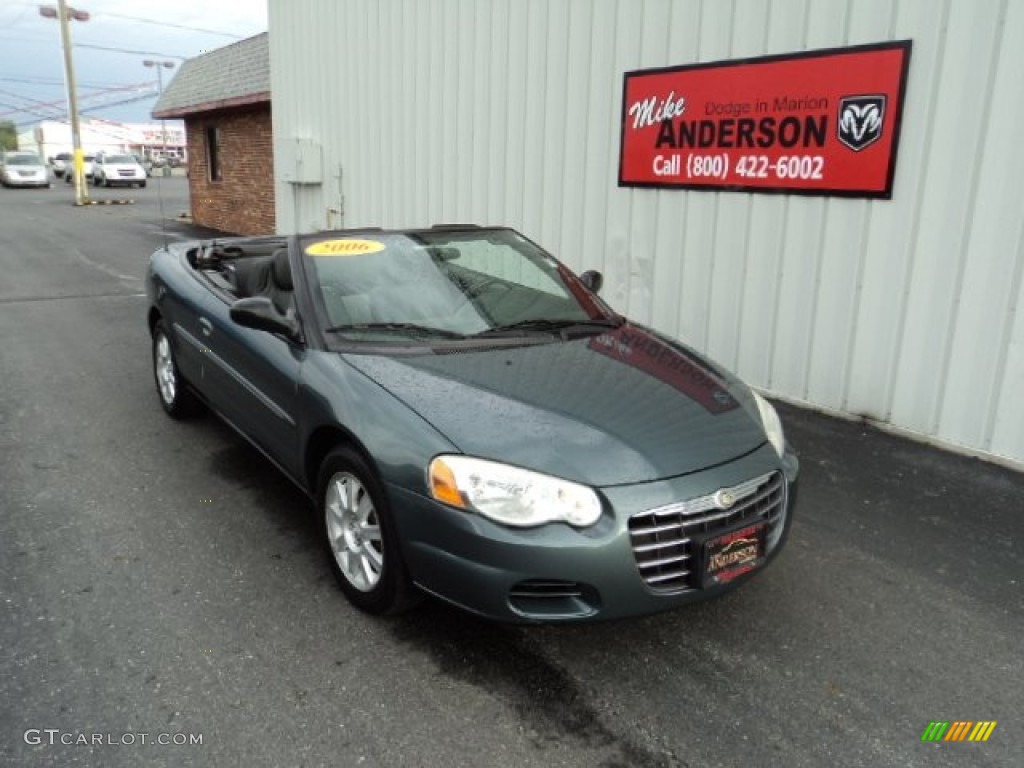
<box><xmin>143</xmin><ymin>59</ymin><xmax>174</xmax><ymax>174</ymax></box>
<box><xmin>39</xmin><ymin>0</ymin><xmax>90</xmax><ymax>205</ymax></box>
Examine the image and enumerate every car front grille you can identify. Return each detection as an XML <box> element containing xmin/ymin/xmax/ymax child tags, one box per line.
<box><xmin>628</xmin><ymin>471</ymin><xmax>785</xmax><ymax>594</ymax></box>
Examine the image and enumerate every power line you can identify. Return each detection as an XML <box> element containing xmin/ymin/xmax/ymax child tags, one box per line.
<box><xmin>81</xmin><ymin>91</ymin><xmax>162</xmax><ymax>115</ymax></box>
<box><xmin>0</xmin><ymin>87</ymin><xmax>64</xmax><ymax>112</ymax></box>
<box><xmin>73</xmin><ymin>42</ymin><xmax>188</xmax><ymax>60</ymax></box>
<box><xmin>3</xmin><ymin>1</ymin><xmax>257</xmax><ymax>39</ymax></box>
<box><xmin>0</xmin><ymin>32</ymin><xmax>54</xmax><ymax>45</ymax></box>
<box><xmin>0</xmin><ymin>4</ymin><xmax>32</xmax><ymax>29</ymax></box>
<box><xmin>0</xmin><ymin>75</ymin><xmax>125</xmax><ymax>90</ymax></box>
<box><xmin>0</xmin><ymin>99</ymin><xmax>61</xmax><ymax>121</ymax></box>
<box><xmin>0</xmin><ymin>81</ymin><xmax>157</xmax><ymax>120</ymax></box>
<box><xmin>95</xmin><ymin>12</ymin><xmax>247</xmax><ymax>39</ymax></box>
<box><xmin>0</xmin><ymin>89</ymin><xmax>67</xmax><ymax>120</ymax></box>
<box><xmin>0</xmin><ymin>33</ymin><xmax>189</xmax><ymax>60</ymax></box>
<box><xmin>0</xmin><ymin>76</ymin><xmax>67</xmax><ymax>86</ymax></box>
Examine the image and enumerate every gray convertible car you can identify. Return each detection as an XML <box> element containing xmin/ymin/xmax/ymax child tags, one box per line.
<box><xmin>146</xmin><ymin>225</ymin><xmax>798</xmax><ymax>622</ymax></box>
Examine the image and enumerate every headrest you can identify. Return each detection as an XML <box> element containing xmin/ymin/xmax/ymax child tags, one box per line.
<box><xmin>271</xmin><ymin>249</ymin><xmax>293</xmax><ymax>290</ymax></box>
<box><xmin>233</xmin><ymin>255</ymin><xmax>272</xmax><ymax>297</ymax></box>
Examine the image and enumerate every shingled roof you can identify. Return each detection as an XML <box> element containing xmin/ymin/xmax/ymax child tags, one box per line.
<box><xmin>152</xmin><ymin>33</ymin><xmax>269</xmax><ymax>119</ymax></box>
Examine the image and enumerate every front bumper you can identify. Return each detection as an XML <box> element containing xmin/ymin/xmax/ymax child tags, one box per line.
<box><xmin>4</xmin><ymin>174</ymin><xmax>48</xmax><ymax>187</ymax></box>
<box><xmin>391</xmin><ymin>443</ymin><xmax>798</xmax><ymax>623</ymax></box>
<box><xmin>105</xmin><ymin>177</ymin><xmax>145</xmax><ymax>186</ymax></box>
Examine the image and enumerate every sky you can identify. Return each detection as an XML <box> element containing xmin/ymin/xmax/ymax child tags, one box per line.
<box><xmin>0</xmin><ymin>0</ymin><xmax>268</xmax><ymax>129</ymax></box>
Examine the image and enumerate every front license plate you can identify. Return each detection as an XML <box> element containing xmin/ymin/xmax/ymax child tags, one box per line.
<box><xmin>701</xmin><ymin>523</ymin><xmax>766</xmax><ymax>587</ymax></box>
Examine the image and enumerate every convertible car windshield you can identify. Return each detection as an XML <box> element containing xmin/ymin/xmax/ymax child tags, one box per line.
<box><xmin>301</xmin><ymin>228</ymin><xmax>618</xmax><ymax>342</ymax></box>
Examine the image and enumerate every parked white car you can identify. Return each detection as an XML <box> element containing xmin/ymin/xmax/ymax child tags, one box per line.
<box><xmin>0</xmin><ymin>152</ymin><xmax>50</xmax><ymax>188</ymax></box>
<box><xmin>63</xmin><ymin>155</ymin><xmax>96</xmax><ymax>183</ymax></box>
<box><xmin>51</xmin><ymin>152</ymin><xmax>72</xmax><ymax>179</ymax></box>
<box><xmin>92</xmin><ymin>153</ymin><xmax>147</xmax><ymax>188</ymax></box>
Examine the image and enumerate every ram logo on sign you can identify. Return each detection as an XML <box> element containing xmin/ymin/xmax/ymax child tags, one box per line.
<box><xmin>838</xmin><ymin>95</ymin><xmax>887</xmax><ymax>151</ymax></box>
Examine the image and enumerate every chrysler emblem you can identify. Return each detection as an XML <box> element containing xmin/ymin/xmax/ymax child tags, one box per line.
<box><xmin>714</xmin><ymin>490</ymin><xmax>736</xmax><ymax>509</ymax></box>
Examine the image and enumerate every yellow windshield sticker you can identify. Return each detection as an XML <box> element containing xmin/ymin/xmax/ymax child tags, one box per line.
<box><xmin>305</xmin><ymin>239</ymin><xmax>386</xmax><ymax>256</ymax></box>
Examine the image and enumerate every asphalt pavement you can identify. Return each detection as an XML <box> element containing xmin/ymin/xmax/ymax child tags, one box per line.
<box><xmin>1</xmin><ymin>178</ymin><xmax>1021</xmax><ymax>768</ymax></box>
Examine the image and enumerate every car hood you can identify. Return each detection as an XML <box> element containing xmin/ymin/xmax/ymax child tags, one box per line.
<box><xmin>341</xmin><ymin>324</ymin><xmax>768</xmax><ymax>486</ymax></box>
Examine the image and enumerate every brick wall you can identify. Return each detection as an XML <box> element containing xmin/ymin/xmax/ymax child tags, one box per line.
<box><xmin>185</xmin><ymin>105</ymin><xmax>274</xmax><ymax>235</ymax></box>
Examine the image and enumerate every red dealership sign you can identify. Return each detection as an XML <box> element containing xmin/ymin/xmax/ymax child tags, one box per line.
<box><xmin>618</xmin><ymin>41</ymin><xmax>912</xmax><ymax>198</ymax></box>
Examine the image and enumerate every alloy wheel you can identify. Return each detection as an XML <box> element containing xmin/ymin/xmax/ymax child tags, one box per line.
<box><xmin>324</xmin><ymin>472</ymin><xmax>383</xmax><ymax>591</ymax></box>
<box><xmin>154</xmin><ymin>332</ymin><xmax>177</xmax><ymax>405</ymax></box>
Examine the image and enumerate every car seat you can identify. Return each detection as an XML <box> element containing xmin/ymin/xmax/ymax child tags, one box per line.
<box><xmin>232</xmin><ymin>250</ymin><xmax>293</xmax><ymax>315</ymax></box>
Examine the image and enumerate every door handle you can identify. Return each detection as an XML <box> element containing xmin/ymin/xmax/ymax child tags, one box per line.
<box><xmin>199</xmin><ymin>317</ymin><xmax>213</xmax><ymax>337</ymax></box>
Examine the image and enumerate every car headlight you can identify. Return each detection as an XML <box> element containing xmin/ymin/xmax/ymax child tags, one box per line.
<box><xmin>428</xmin><ymin>455</ymin><xmax>602</xmax><ymax>528</ymax></box>
<box><xmin>752</xmin><ymin>391</ymin><xmax>786</xmax><ymax>458</ymax></box>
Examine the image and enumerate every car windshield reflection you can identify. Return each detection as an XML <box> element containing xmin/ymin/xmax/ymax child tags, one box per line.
<box><xmin>303</xmin><ymin>229</ymin><xmax>617</xmax><ymax>343</ymax></box>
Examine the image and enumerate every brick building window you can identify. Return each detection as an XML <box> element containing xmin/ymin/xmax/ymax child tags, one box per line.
<box><xmin>205</xmin><ymin>125</ymin><xmax>222</xmax><ymax>182</ymax></box>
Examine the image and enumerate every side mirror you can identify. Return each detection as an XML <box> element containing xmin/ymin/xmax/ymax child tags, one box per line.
<box><xmin>579</xmin><ymin>270</ymin><xmax>603</xmax><ymax>294</ymax></box>
<box><xmin>230</xmin><ymin>297</ymin><xmax>302</xmax><ymax>342</ymax></box>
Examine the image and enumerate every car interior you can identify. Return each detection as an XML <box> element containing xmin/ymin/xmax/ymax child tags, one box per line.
<box><xmin>191</xmin><ymin>241</ymin><xmax>293</xmax><ymax>314</ymax></box>
<box><xmin>232</xmin><ymin>250</ymin><xmax>294</xmax><ymax>314</ymax></box>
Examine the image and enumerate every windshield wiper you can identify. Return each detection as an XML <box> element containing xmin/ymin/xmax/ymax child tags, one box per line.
<box><xmin>475</xmin><ymin>317</ymin><xmax>624</xmax><ymax>337</ymax></box>
<box><xmin>323</xmin><ymin>322</ymin><xmax>468</xmax><ymax>339</ymax></box>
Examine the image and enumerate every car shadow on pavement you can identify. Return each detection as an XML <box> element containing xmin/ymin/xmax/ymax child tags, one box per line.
<box><xmin>386</xmin><ymin>600</ymin><xmax>677</xmax><ymax>767</ymax></box>
<box><xmin>193</xmin><ymin>415</ymin><xmax>320</xmax><ymax>547</ymax></box>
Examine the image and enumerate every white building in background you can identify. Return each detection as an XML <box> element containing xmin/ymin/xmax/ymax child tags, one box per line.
<box><xmin>267</xmin><ymin>0</ymin><xmax>1024</xmax><ymax>469</ymax></box>
<box><xmin>17</xmin><ymin>119</ymin><xmax>187</xmax><ymax>160</ymax></box>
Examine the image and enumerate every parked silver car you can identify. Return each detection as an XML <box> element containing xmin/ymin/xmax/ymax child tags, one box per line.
<box><xmin>0</xmin><ymin>152</ymin><xmax>50</xmax><ymax>188</ymax></box>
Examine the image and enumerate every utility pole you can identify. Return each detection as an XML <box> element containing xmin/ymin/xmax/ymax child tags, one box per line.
<box><xmin>40</xmin><ymin>1</ymin><xmax>90</xmax><ymax>205</ymax></box>
<box><xmin>144</xmin><ymin>60</ymin><xmax>175</xmax><ymax>173</ymax></box>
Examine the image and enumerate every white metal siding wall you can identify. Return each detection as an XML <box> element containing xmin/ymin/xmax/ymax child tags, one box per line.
<box><xmin>269</xmin><ymin>0</ymin><xmax>1024</xmax><ymax>467</ymax></box>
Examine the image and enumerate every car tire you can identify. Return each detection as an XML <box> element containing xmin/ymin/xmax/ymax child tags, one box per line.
<box><xmin>151</xmin><ymin>321</ymin><xmax>200</xmax><ymax>419</ymax></box>
<box><xmin>140</xmin><ymin>180</ymin><xmax>147</xmax><ymax>188</ymax></box>
<box><xmin>318</xmin><ymin>447</ymin><xmax>420</xmax><ymax>615</ymax></box>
